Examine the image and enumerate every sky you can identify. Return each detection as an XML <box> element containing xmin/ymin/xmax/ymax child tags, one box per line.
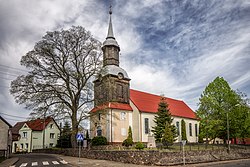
<box><xmin>0</xmin><ymin>0</ymin><xmax>250</xmax><ymax>125</ymax></box>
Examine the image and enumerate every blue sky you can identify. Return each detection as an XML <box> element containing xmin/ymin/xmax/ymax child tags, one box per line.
<box><xmin>0</xmin><ymin>0</ymin><xmax>249</xmax><ymax>125</ymax></box>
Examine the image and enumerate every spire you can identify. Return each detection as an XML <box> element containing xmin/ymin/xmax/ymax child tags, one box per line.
<box><xmin>103</xmin><ymin>4</ymin><xmax>119</xmax><ymax>48</ymax></box>
<box><xmin>107</xmin><ymin>5</ymin><xmax>115</xmax><ymax>39</ymax></box>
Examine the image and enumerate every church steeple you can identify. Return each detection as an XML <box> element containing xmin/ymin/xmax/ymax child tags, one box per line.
<box><xmin>107</xmin><ymin>6</ymin><xmax>115</xmax><ymax>39</ymax></box>
<box><xmin>102</xmin><ymin>5</ymin><xmax>120</xmax><ymax>66</ymax></box>
<box><xmin>94</xmin><ymin>5</ymin><xmax>130</xmax><ymax>107</ymax></box>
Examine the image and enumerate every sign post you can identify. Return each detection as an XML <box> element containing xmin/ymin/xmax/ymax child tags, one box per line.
<box><xmin>76</xmin><ymin>133</ymin><xmax>84</xmax><ymax>163</ymax></box>
<box><xmin>182</xmin><ymin>140</ymin><xmax>186</xmax><ymax>166</ymax></box>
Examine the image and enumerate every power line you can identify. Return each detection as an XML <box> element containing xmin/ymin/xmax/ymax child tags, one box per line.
<box><xmin>1</xmin><ymin>116</ymin><xmax>26</xmax><ymax>122</ymax></box>
<box><xmin>0</xmin><ymin>64</ymin><xmax>29</xmax><ymax>72</ymax></box>
<box><xmin>0</xmin><ymin>85</ymin><xmax>10</xmax><ymax>88</ymax></box>
<box><xmin>0</xmin><ymin>76</ymin><xmax>14</xmax><ymax>81</ymax></box>
<box><xmin>0</xmin><ymin>112</ymin><xmax>28</xmax><ymax>119</ymax></box>
<box><xmin>0</xmin><ymin>71</ymin><xmax>20</xmax><ymax>77</ymax></box>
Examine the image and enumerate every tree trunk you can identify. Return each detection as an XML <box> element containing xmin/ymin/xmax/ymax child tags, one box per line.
<box><xmin>71</xmin><ymin>109</ymin><xmax>78</xmax><ymax>148</ymax></box>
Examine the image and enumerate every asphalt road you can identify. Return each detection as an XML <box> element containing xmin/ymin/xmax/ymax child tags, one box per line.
<box><xmin>10</xmin><ymin>153</ymin><xmax>71</xmax><ymax>167</ymax></box>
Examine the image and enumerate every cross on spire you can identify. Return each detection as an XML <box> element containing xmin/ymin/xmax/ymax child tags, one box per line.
<box><xmin>109</xmin><ymin>4</ymin><xmax>112</xmax><ymax>15</ymax></box>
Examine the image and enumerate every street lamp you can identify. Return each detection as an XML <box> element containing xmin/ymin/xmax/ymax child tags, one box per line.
<box><xmin>227</xmin><ymin>103</ymin><xmax>239</xmax><ymax>153</ymax></box>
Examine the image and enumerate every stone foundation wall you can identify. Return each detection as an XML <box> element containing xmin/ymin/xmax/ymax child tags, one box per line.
<box><xmin>33</xmin><ymin>148</ymin><xmax>250</xmax><ymax>166</ymax></box>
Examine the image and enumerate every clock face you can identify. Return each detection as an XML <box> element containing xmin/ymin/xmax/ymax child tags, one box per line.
<box><xmin>118</xmin><ymin>73</ymin><xmax>124</xmax><ymax>79</ymax></box>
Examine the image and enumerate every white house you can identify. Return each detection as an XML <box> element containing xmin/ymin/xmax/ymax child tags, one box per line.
<box><xmin>11</xmin><ymin>117</ymin><xmax>60</xmax><ymax>153</ymax></box>
<box><xmin>90</xmin><ymin>9</ymin><xmax>199</xmax><ymax>145</ymax></box>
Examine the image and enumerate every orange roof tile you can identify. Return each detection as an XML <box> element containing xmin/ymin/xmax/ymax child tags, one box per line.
<box><xmin>130</xmin><ymin>89</ymin><xmax>198</xmax><ymax>120</ymax></box>
<box><xmin>26</xmin><ymin>117</ymin><xmax>53</xmax><ymax>131</ymax></box>
<box><xmin>11</xmin><ymin>117</ymin><xmax>54</xmax><ymax>132</ymax></box>
<box><xmin>91</xmin><ymin>102</ymin><xmax>133</xmax><ymax>112</ymax></box>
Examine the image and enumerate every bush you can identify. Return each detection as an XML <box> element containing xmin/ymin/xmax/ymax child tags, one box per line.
<box><xmin>135</xmin><ymin>142</ymin><xmax>145</xmax><ymax>150</ymax></box>
<box><xmin>91</xmin><ymin>136</ymin><xmax>108</xmax><ymax>146</ymax></box>
<box><xmin>122</xmin><ymin>138</ymin><xmax>133</xmax><ymax>147</ymax></box>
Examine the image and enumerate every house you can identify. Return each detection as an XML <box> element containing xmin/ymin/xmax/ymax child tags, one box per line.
<box><xmin>90</xmin><ymin>9</ymin><xmax>199</xmax><ymax>144</ymax></box>
<box><xmin>11</xmin><ymin>117</ymin><xmax>60</xmax><ymax>153</ymax></box>
<box><xmin>0</xmin><ymin>116</ymin><xmax>12</xmax><ymax>158</ymax></box>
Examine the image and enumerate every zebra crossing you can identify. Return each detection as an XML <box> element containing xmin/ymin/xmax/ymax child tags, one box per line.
<box><xmin>9</xmin><ymin>160</ymin><xmax>68</xmax><ymax>167</ymax></box>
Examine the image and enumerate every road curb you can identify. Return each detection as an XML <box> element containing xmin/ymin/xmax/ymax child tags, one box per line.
<box><xmin>0</xmin><ymin>157</ymin><xmax>19</xmax><ymax>167</ymax></box>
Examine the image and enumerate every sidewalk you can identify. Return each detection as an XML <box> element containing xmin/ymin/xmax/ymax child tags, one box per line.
<box><xmin>0</xmin><ymin>157</ymin><xmax>19</xmax><ymax>167</ymax></box>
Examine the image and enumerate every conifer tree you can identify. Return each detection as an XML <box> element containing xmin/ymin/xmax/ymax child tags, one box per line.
<box><xmin>122</xmin><ymin>126</ymin><xmax>133</xmax><ymax>147</ymax></box>
<box><xmin>162</xmin><ymin>122</ymin><xmax>174</xmax><ymax>147</ymax></box>
<box><xmin>57</xmin><ymin>121</ymin><xmax>72</xmax><ymax>148</ymax></box>
<box><xmin>152</xmin><ymin>97</ymin><xmax>177</xmax><ymax>142</ymax></box>
<box><xmin>181</xmin><ymin>119</ymin><xmax>187</xmax><ymax>141</ymax></box>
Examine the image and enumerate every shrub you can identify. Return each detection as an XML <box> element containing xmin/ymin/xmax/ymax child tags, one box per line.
<box><xmin>91</xmin><ymin>136</ymin><xmax>107</xmax><ymax>146</ymax></box>
<box><xmin>135</xmin><ymin>142</ymin><xmax>145</xmax><ymax>150</ymax></box>
<box><xmin>122</xmin><ymin>138</ymin><xmax>133</xmax><ymax>147</ymax></box>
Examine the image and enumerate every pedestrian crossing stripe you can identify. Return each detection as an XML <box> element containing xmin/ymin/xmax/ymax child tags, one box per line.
<box><xmin>31</xmin><ymin>162</ymin><xmax>38</xmax><ymax>166</ymax></box>
<box><xmin>20</xmin><ymin>163</ymin><xmax>27</xmax><ymax>167</ymax></box>
<box><xmin>52</xmin><ymin>161</ymin><xmax>59</xmax><ymax>164</ymax></box>
<box><xmin>60</xmin><ymin>160</ymin><xmax>68</xmax><ymax>164</ymax></box>
<box><xmin>42</xmin><ymin>161</ymin><xmax>49</xmax><ymax>165</ymax></box>
<box><xmin>9</xmin><ymin>160</ymin><xmax>68</xmax><ymax>167</ymax></box>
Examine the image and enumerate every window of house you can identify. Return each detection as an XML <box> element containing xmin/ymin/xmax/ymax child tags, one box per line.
<box><xmin>176</xmin><ymin>121</ymin><xmax>180</xmax><ymax>135</ymax></box>
<box><xmin>50</xmin><ymin>124</ymin><xmax>54</xmax><ymax>129</ymax></box>
<box><xmin>97</xmin><ymin>126</ymin><xmax>102</xmax><ymax>136</ymax></box>
<box><xmin>50</xmin><ymin>133</ymin><xmax>55</xmax><ymax>139</ymax></box>
<box><xmin>25</xmin><ymin>143</ymin><xmax>28</xmax><ymax>150</ymax></box>
<box><xmin>20</xmin><ymin>143</ymin><xmax>23</xmax><ymax>149</ymax></box>
<box><xmin>120</xmin><ymin>112</ymin><xmax>126</xmax><ymax>120</ymax></box>
<box><xmin>145</xmin><ymin>118</ymin><xmax>149</xmax><ymax>134</ymax></box>
<box><xmin>50</xmin><ymin>143</ymin><xmax>53</xmax><ymax>148</ymax></box>
<box><xmin>195</xmin><ymin>124</ymin><xmax>198</xmax><ymax>137</ymax></box>
<box><xmin>189</xmin><ymin>123</ymin><xmax>192</xmax><ymax>136</ymax></box>
<box><xmin>23</xmin><ymin>132</ymin><xmax>27</xmax><ymax>138</ymax></box>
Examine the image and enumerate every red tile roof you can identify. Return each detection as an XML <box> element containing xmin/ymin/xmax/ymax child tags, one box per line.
<box><xmin>130</xmin><ymin>89</ymin><xmax>198</xmax><ymax>120</ymax></box>
<box><xmin>11</xmin><ymin>117</ymin><xmax>53</xmax><ymax>132</ymax></box>
<box><xmin>26</xmin><ymin>117</ymin><xmax>53</xmax><ymax>131</ymax></box>
<box><xmin>91</xmin><ymin>102</ymin><xmax>133</xmax><ymax>112</ymax></box>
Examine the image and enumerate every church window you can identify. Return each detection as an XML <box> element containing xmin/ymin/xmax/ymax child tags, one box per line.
<box><xmin>189</xmin><ymin>123</ymin><xmax>192</xmax><ymax>136</ymax></box>
<box><xmin>117</xmin><ymin>84</ymin><xmax>123</xmax><ymax>98</ymax></box>
<box><xmin>120</xmin><ymin>112</ymin><xmax>126</xmax><ymax>120</ymax></box>
<box><xmin>176</xmin><ymin>121</ymin><xmax>180</xmax><ymax>135</ymax></box>
<box><xmin>98</xmin><ymin>113</ymin><xmax>101</xmax><ymax>121</ymax></box>
<box><xmin>145</xmin><ymin>118</ymin><xmax>149</xmax><ymax>134</ymax></box>
<box><xmin>195</xmin><ymin>124</ymin><xmax>198</xmax><ymax>137</ymax></box>
<box><xmin>97</xmin><ymin>126</ymin><xmax>102</xmax><ymax>136</ymax></box>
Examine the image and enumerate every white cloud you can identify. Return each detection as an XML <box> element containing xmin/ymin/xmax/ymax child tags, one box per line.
<box><xmin>0</xmin><ymin>0</ymin><xmax>249</xmax><ymax>124</ymax></box>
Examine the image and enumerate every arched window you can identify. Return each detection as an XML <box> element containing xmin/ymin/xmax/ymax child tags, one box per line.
<box><xmin>97</xmin><ymin>126</ymin><xmax>102</xmax><ymax>136</ymax></box>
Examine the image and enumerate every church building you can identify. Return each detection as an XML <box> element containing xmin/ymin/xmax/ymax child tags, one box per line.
<box><xmin>90</xmin><ymin>8</ymin><xmax>199</xmax><ymax>144</ymax></box>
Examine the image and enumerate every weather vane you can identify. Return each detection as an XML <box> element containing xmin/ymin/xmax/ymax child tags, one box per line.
<box><xmin>109</xmin><ymin>5</ymin><xmax>112</xmax><ymax>15</ymax></box>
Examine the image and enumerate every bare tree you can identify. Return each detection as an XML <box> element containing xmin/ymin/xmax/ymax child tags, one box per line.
<box><xmin>10</xmin><ymin>26</ymin><xmax>102</xmax><ymax>147</ymax></box>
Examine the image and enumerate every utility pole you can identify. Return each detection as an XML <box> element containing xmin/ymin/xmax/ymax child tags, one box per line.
<box><xmin>227</xmin><ymin>112</ymin><xmax>230</xmax><ymax>153</ymax></box>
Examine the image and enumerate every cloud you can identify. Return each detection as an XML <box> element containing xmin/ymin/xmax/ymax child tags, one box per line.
<box><xmin>0</xmin><ymin>0</ymin><xmax>249</xmax><ymax>123</ymax></box>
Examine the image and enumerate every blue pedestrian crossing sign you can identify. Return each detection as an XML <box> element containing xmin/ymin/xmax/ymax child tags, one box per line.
<box><xmin>76</xmin><ymin>133</ymin><xmax>84</xmax><ymax>141</ymax></box>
